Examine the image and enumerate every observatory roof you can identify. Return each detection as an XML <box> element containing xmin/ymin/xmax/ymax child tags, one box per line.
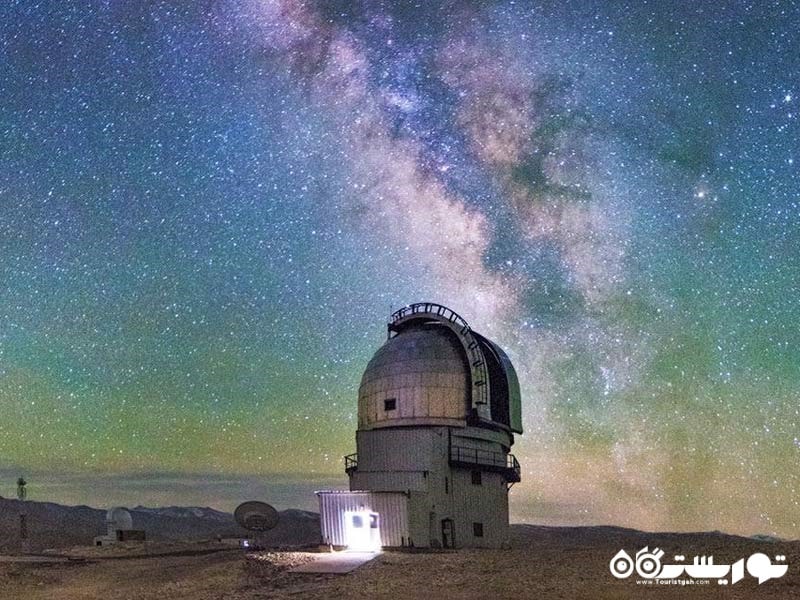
<box><xmin>359</xmin><ymin>323</ymin><xmax>470</xmax><ymax>429</ymax></box>
<box><xmin>106</xmin><ymin>506</ymin><xmax>133</xmax><ymax>530</ymax></box>
<box><xmin>357</xmin><ymin>303</ymin><xmax>523</xmax><ymax>434</ymax></box>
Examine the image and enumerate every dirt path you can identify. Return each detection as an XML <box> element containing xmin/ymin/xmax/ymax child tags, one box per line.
<box><xmin>1</xmin><ymin>552</ymin><xmax>241</xmax><ymax>600</ymax></box>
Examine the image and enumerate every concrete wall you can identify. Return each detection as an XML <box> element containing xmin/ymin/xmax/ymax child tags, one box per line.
<box><xmin>448</xmin><ymin>469</ymin><xmax>509</xmax><ymax>548</ymax></box>
<box><xmin>349</xmin><ymin>425</ymin><xmax>512</xmax><ymax>549</ymax></box>
<box><xmin>351</xmin><ymin>428</ymin><xmax>446</xmax><ymax>494</ymax></box>
<box><xmin>355</xmin><ymin>428</ymin><xmax>439</xmax><ymax>472</ymax></box>
<box><xmin>350</xmin><ymin>470</ymin><xmax>428</xmax><ymax>492</ymax></box>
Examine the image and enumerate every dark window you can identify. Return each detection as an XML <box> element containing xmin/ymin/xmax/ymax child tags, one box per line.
<box><xmin>384</xmin><ymin>398</ymin><xmax>396</xmax><ymax>411</ymax></box>
<box><xmin>352</xmin><ymin>515</ymin><xmax>363</xmax><ymax>528</ymax></box>
<box><xmin>370</xmin><ymin>514</ymin><xmax>378</xmax><ymax>528</ymax></box>
<box><xmin>445</xmin><ymin>476</ymin><xmax>449</xmax><ymax>494</ymax></box>
<box><xmin>471</xmin><ymin>470</ymin><xmax>482</xmax><ymax>485</ymax></box>
<box><xmin>473</xmin><ymin>522</ymin><xmax>484</xmax><ymax>537</ymax></box>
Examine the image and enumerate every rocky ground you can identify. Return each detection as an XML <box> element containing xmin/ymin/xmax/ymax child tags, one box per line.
<box><xmin>0</xmin><ymin>526</ymin><xmax>797</xmax><ymax>599</ymax></box>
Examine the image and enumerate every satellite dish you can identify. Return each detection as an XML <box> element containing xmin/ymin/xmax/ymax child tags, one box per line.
<box><xmin>234</xmin><ymin>501</ymin><xmax>279</xmax><ymax>532</ymax></box>
<box><xmin>106</xmin><ymin>507</ymin><xmax>133</xmax><ymax>531</ymax></box>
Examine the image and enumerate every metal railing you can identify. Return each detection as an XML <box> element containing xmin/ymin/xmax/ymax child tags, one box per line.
<box><xmin>449</xmin><ymin>445</ymin><xmax>521</xmax><ymax>482</ymax></box>
<box><xmin>391</xmin><ymin>302</ymin><xmax>470</xmax><ymax>330</ymax></box>
<box><xmin>344</xmin><ymin>453</ymin><xmax>358</xmax><ymax>474</ymax></box>
<box><xmin>346</xmin><ymin>446</ymin><xmax>520</xmax><ymax>482</ymax></box>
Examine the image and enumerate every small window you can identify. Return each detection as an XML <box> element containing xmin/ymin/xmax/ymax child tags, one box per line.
<box><xmin>473</xmin><ymin>522</ymin><xmax>484</xmax><ymax>537</ymax></box>
<box><xmin>384</xmin><ymin>398</ymin><xmax>396</xmax><ymax>411</ymax></box>
<box><xmin>471</xmin><ymin>470</ymin><xmax>482</xmax><ymax>485</ymax></box>
<box><xmin>445</xmin><ymin>476</ymin><xmax>449</xmax><ymax>494</ymax></box>
<box><xmin>352</xmin><ymin>515</ymin><xmax>363</xmax><ymax>528</ymax></box>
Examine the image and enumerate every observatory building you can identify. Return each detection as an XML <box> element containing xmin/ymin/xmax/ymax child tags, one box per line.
<box><xmin>93</xmin><ymin>507</ymin><xmax>146</xmax><ymax>546</ymax></box>
<box><xmin>318</xmin><ymin>303</ymin><xmax>522</xmax><ymax>549</ymax></box>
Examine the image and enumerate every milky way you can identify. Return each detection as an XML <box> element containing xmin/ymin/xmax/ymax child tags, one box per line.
<box><xmin>1</xmin><ymin>1</ymin><xmax>798</xmax><ymax>537</ymax></box>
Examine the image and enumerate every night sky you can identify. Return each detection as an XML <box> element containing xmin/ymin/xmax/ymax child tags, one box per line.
<box><xmin>1</xmin><ymin>1</ymin><xmax>798</xmax><ymax>537</ymax></box>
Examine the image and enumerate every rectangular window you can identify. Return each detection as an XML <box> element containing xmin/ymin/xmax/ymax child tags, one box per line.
<box><xmin>445</xmin><ymin>476</ymin><xmax>449</xmax><ymax>494</ymax></box>
<box><xmin>384</xmin><ymin>398</ymin><xmax>396</xmax><ymax>411</ymax></box>
<box><xmin>471</xmin><ymin>470</ymin><xmax>482</xmax><ymax>485</ymax></box>
<box><xmin>473</xmin><ymin>522</ymin><xmax>484</xmax><ymax>537</ymax></box>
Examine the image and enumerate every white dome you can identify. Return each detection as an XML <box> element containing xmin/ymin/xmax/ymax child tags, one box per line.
<box><xmin>106</xmin><ymin>507</ymin><xmax>133</xmax><ymax>531</ymax></box>
<box><xmin>358</xmin><ymin>324</ymin><xmax>470</xmax><ymax>429</ymax></box>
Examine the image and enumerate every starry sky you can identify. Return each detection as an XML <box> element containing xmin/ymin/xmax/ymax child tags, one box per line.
<box><xmin>1</xmin><ymin>1</ymin><xmax>798</xmax><ymax>537</ymax></box>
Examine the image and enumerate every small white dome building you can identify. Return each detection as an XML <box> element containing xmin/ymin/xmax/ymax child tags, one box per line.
<box><xmin>94</xmin><ymin>507</ymin><xmax>145</xmax><ymax>546</ymax></box>
<box><xmin>106</xmin><ymin>507</ymin><xmax>133</xmax><ymax>535</ymax></box>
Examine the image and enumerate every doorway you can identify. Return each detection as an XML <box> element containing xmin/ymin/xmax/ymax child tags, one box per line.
<box><xmin>441</xmin><ymin>518</ymin><xmax>455</xmax><ymax>549</ymax></box>
<box><xmin>344</xmin><ymin>510</ymin><xmax>380</xmax><ymax>551</ymax></box>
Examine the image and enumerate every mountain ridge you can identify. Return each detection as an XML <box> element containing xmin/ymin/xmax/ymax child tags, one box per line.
<box><xmin>0</xmin><ymin>497</ymin><xmax>320</xmax><ymax>552</ymax></box>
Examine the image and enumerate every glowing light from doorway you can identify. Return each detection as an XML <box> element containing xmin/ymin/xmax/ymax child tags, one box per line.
<box><xmin>344</xmin><ymin>509</ymin><xmax>381</xmax><ymax>551</ymax></box>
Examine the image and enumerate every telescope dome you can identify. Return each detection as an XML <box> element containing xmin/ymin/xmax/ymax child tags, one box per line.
<box><xmin>357</xmin><ymin>303</ymin><xmax>523</xmax><ymax>434</ymax></box>
<box><xmin>358</xmin><ymin>323</ymin><xmax>470</xmax><ymax>429</ymax></box>
<box><xmin>106</xmin><ymin>507</ymin><xmax>133</xmax><ymax>531</ymax></box>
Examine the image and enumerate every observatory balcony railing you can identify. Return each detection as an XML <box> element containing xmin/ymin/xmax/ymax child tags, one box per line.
<box><xmin>449</xmin><ymin>445</ymin><xmax>521</xmax><ymax>483</ymax></box>
<box><xmin>344</xmin><ymin>453</ymin><xmax>358</xmax><ymax>475</ymax></box>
